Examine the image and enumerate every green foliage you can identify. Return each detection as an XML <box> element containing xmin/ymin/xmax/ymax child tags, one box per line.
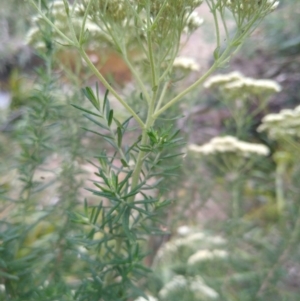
<box><xmin>1</xmin><ymin>1</ymin><xmax>295</xmax><ymax>301</ymax></box>
<box><xmin>69</xmin><ymin>87</ymin><xmax>181</xmax><ymax>301</ymax></box>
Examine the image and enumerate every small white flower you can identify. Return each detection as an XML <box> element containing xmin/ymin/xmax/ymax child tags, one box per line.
<box><xmin>173</xmin><ymin>57</ymin><xmax>200</xmax><ymax>72</ymax></box>
<box><xmin>205</xmin><ymin>72</ymin><xmax>281</xmax><ymax>96</ymax></box>
<box><xmin>187</xmin><ymin>249</ymin><xmax>228</xmax><ymax>264</ymax></box>
<box><xmin>159</xmin><ymin>275</ymin><xmax>187</xmax><ymax>298</ymax></box>
<box><xmin>177</xmin><ymin>225</ymin><xmax>192</xmax><ymax>236</ymax></box>
<box><xmin>188</xmin><ymin>136</ymin><xmax>269</xmax><ymax>157</ymax></box>
<box><xmin>204</xmin><ymin>72</ymin><xmax>243</xmax><ymax>89</ymax></box>
<box><xmin>190</xmin><ymin>276</ymin><xmax>219</xmax><ymax>299</ymax></box>
<box><xmin>185</xmin><ymin>11</ymin><xmax>204</xmax><ymax>32</ymax></box>
<box><xmin>258</xmin><ymin>105</ymin><xmax>300</xmax><ymax>139</ymax></box>
<box><xmin>159</xmin><ymin>275</ymin><xmax>219</xmax><ymax>300</ymax></box>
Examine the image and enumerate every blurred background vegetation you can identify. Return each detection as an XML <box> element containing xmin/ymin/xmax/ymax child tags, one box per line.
<box><xmin>1</xmin><ymin>0</ymin><xmax>300</xmax><ymax>300</ymax></box>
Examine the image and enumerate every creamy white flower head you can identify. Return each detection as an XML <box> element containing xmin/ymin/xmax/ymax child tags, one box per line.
<box><xmin>85</xmin><ymin>21</ymin><xmax>102</xmax><ymax>34</ymax></box>
<box><xmin>261</xmin><ymin>113</ymin><xmax>284</xmax><ymax>123</ymax></box>
<box><xmin>224</xmin><ymin>0</ymin><xmax>280</xmax><ymax>17</ymax></box>
<box><xmin>185</xmin><ymin>11</ymin><xmax>204</xmax><ymax>32</ymax></box>
<box><xmin>205</xmin><ymin>71</ymin><xmax>281</xmax><ymax>97</ymax></box>
<box><xmin>188</xmin><ymin>249</ymin><xmax>228</xmax><ymax>264</ymax></box>
<box><xmin>188</xmin><ymin>136</ymin><xmax>269</xmax><ymax>157</ymax></box>
<box><xmin>253</xmin><ymin>79</ymin><xmax>282</xmax><ymax>93</ymax></box>
<box><xmin>224</xmin><ymin>77</ymin><xmax>282</xmax><ymax>95</ymax></box>
<box><xmin>185</xmin><ymin>232</ymin><xmax>206</xmax><ymax>242</ymax></box>
<box><xmin>51</xmin><ymin>0</ymin><xmax>65</xmax><ymax>10</ymax></box>
<box><xmin>173</xmin><ymin>56</ymin><xmax>200</xmax><ymax>72</ymax></box>
<box><xmin>190</xmin><ymin>277</ymin><xmax>219</xmax><ymax>299</ymax></box>
<box><xmin>258</xmin><ymin>105</ymin><xmax>300</xmax><ymax>139</ymax></box>
<box><xmin>134</xmin><ymin>296</ymin><xmax>158</xmax><ymax>301</ymax></box>
<box><xmin>192</xmin><ymin>0</ymin><xmax>204</xmax><ymax>6</ymax></box>
<box><xmin>159</xmin><ymin>275</ymin><xmax>187</xmax><ymax>298</ymax></box>
<box><xmin>25</xmin><ymin>27</ymin><xmax>40</xmax><ymax>45</ymax></box>
<box><xmin>206</xmin><ymin>235</ymin><xmax>227</xmax><ymax>245</ymax></box>
<box><xmin>268</xmin><ymin>0</ymin><xmax>280</xmax><ymax>10</ymax></box>
<box><xmin>203</xmin><ymin>71</ymin><xmax>243</xmax><ymax>89</ymax></box>
<box><xmin>177</xmin><ymin>225</ymin><xmax>192</xmax><ymax>236</ymax></box>
<box><xmin>159</xmin><ymin>275</ymin><xmax>219</xmax><ymax>299</ymax></box>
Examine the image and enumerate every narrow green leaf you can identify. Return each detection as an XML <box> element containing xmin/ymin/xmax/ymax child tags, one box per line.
<box><xmin>94</xmin><ymin>182</ymin><xmax>111</xmax><ymax>193</ymax></box>
<box><xmin>122</xmin><ymin>207</ymin><xmax>135</xmax><ymax>241</ymax></box>
<box><xmin>92</xmin><ymin>203</ymin><xmax>102</xmax><ymax>225</ymax></box>
<box><xmin>84</xmin><ymin>198</ymin><xmax>88</xmax><ymax>216</ymax></box>
<box><xmin>62</xmin><ymin>0</ymin><xmax>69</xmax><ymax>15</ymax></box>
<box><xmin>0</xmin><ymin>271</ymin><xmax>19</xmax><ymax>280</ymax></box>
<box><xmin>96</xmin><ymin>170</ymin><xmax>110</xmax><ymax>187</ymax></box>
<box><xmin>103</xmin><ymin>137</ymin><xmax>118</xmax><ymax>149</ymax></box>
<box><xmin>85</xmin><ymin>188</ymin><xmax>114</xmax><ymax>199</ymax></box>
<box><xmin>128</xmin><ymin>204</ymin><xmax>149</xmax><ymax>215</ymax></box>
<box><xmin>118</xmin><ymin>170</ymin><xmax>133</xmax><ymax>192</ymax></box>
<box><xmin>102</xmin><ymin>203</ymin><xmax>122</xmax><ymax>227</ymax></box>
<box><xmin>82</xmin><ymin>87</ymin><xmax>100</xmax><ymax>110</ymax></box>
<box><xmin>113</xmin><ymin>117</ymin><xmax>122</xmax><ymax>127</ymax></box>
<box><xmin>122</xmin><ymin>115</ymin><xmax>134</xmax><ymax>129</ymax></box>
<box><xmin>103</xmin><ymin>89</ymin><xmax>109</xmax><ymax>112</ymax></box>
<box><xmin>105</xmin><ymin>96</ymin><xmax>111</xmax><ymax>120</ymax></box>
<box><xmin>111</xmin><ymin>171</ymin><xmax>118</xmax><ymax>190</ymax></box>
<box><xmin>156</xmin><ymin>199</ymin><xmax>172</xmax><ymax>209</ymax></box>
<box><xmin>117</xmin><ymin>127</ymin><xmax>122</xmax><ymax>148</ymax></box>
<box><xmin>71</xmin><ymin>104</ymin><xmax>102</xmax><ymax>118</ymax></box>
<box><xmin>83</xmin><ymin>114</ymin><xmax>109</xmax><ymax>130</ymax></box>
<box><xmin>213</xmin><ymin>46</ymin><xmax>220</xmax><ymax>60</ymax></box>
<box><xmin>108</xmin><ymin>109</ymin><xmax>114</xmax><ymax>126</ymax></box>
<box><xmin>120</xmin><ymin>159</ymin><xmax>129</xmax><ymax>168</ymax></box>
<box><xmin>122</xmin><ymin>187</ymin><xmax>141</xmax><ymax>199</ymax></box>
<box><xmin>134</xmin><ymin>198</ymin><xmax>157</xmax><ymax>204</ymax></box>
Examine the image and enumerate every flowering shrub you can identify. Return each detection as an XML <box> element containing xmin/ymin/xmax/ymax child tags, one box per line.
<box><xmin>0</xmin><ymin>0</ymin><xmax>284</xmax><ymax>300</ymax></box>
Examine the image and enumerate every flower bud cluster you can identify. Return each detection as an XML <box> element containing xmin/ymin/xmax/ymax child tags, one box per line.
<box><xmin>224</xmin><ymin>0</ymin><xmax>280</xmax><ymax>22</ymax></box>
<box><xmin>188</xmin><ymin>136</ymin><xmax>270</xmax><ymax>157</ymax></box>
<box><xmin>204</xmin><ymin>72</ymin><xmax>281</xmax><ymax>97</ymax></box>
<box><xmin>82</xmin><ymin>0</ymin><xmax>129</xmax><ymax>22</ymax></box>
<box><xmin>184</xmin><ymin>11</ymin><xmax>204</xmax><ymax>33</ymax></box>
<box><xmin>27</xmin><ymin>0</ymin><xmax>204</xmax><ymax>52</ymax></box>
<box><xmin>257</xmin><ymin>105</ymin><xmax>300</xmax><ymax>139</ymax></box>
<box><xmin>26</xmin><ymin>0</ymin><xmax>111</xmax><ymax>50</ymax></box>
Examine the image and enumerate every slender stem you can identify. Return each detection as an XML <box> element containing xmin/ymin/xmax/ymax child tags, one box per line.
<box><xmin>79</xmin><ymin>47</ymin><xmax>145</xmax><ymax>128</ymax></box>
<box><xmin>155</xmin><ymin>81</ymin><xmax>169</xmax><ymax>113</ymax></box>
<box><xmin>231</xmin><ymin>177</ymin><xmax>241</xmax><ymax>220</ymax></box>
<box><xmin>220</xmin><ymin>7</ymin><xmax>229</xmax><ymax>41</ymax></box>
<box><xmin>122</xmin><ymin>54</ymin><xmax>152</xmax><ymax>104</ymax></box>
<box><xmin>129</xmin><ymin>91</ymin><xmax>157</xmax><ymax>202</ymax></box>
<box><xmin>158</xmin><ymin>39</ymin><xmax>180</xmax><ymax>84</ymax></box>
<box><xmin>147</xmin><ymin>21</ymin><xmax>157</xmax><ymax>90</ymax></box>
<box><xmin>29</xmin><ymin>0</ymin><xmax>75</xmax><ymax>46</ymax></box>
<box><xmin>153</xmin><ymin>59</ymin><xmax>221</xmax><ymax>118</ymax></box>
<box><xmin>79</xmin><ymin>0</ymin><xmax>94</xmax><ymax>44</ymax></box>
<box><xmin>275</xmin><ymin>161</ymin><xmax>285</xmax><ymax>214</ymax></box>
<box><xmin>207</xmin><ymin>0</ymin><xmax>221</xmax><ymax>50</ymax></box>
<box><xmin>102</xmin><ymin>19</ymin><xmax>151</xmax><ymax>104</ymax></box>
<box><xmin>153</xmin><ymin>10</ymin><xmax>262</xmax><ymax>120</ymax></box>
<box><xmin>150</xmin><ymin>0</ymin><xmax>169</xmax><ymax>31</ymax></box>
